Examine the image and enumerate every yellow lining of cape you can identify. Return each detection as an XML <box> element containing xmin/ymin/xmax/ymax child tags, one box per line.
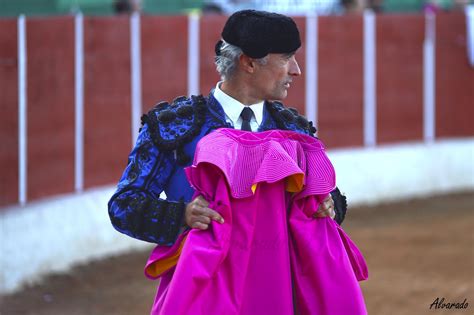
<box><xmin>145</xmin><ymin>234</ymin><xmax>187</xmax><ymax>278</ymax></box>
<box><xmin>251</xmin><ymin>173</ymin><xmax>304</xmax><ymax>194</ymax></box>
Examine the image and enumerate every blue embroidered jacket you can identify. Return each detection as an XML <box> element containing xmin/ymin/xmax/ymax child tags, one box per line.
<box><xmin>108</xmin><ymin>93</ymin><xmax>344</xmax><ymax>246</ymax></box>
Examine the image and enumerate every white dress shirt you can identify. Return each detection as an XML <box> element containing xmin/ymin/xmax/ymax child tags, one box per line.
<box><xmin>213</xmin><ymin>82</ymin><xmax>264</xmax><ymax>132</ymax></box>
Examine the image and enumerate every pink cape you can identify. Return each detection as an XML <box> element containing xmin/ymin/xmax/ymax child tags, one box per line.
<box><xmin>145</xmin><ymin>129</ymin><xmax>368</xmax><ymax>315</ymax></box>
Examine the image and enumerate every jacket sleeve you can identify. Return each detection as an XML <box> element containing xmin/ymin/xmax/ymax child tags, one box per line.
<box><xmin>108</xmin><ymin>123</ymin><xmax>186</xmax><ymax>245</ymax></box>
<box><xmin>330</xmin><ymin>187</ymin><xmax>347</xmax><ymax>225</ymax></box>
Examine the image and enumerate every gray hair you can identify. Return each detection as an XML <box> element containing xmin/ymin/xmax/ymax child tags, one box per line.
<box><xmin>215</xmin><ymin>40</ymin><xmax>268</xmax><ymax>81</ymax></box>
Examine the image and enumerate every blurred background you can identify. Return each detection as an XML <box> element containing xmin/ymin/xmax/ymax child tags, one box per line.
<box><xmin>0</xmin><ymin>0</ymin><xmax>472</xmax><ymax>16</ymax></box>
<box><xmin>1</xmin><ymin>0</ymin><xmax>473</xmax><ymax>314</ymax></box>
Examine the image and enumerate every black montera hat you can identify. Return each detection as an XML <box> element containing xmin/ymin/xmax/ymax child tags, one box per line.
<box><xmin>216</xmin><ymin>10</ymin><xmax>301</xmax><ymax>59</ymax></box>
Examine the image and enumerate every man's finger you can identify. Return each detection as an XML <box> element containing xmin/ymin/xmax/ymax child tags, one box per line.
<box><xmin>320</xmin><ymin>196</ymin><xmax>333</xmax><ymax>210</ymax></box>
<box><xmin>192</xmin><ymin>222</ymin><xmax>209</xmax><ymax>230</ymax></box>
<box><xmin>314</xmin><ymin>210</ymin><xmax>334</xmax><ymax>219</ymax></box>
<box><xmin>194</xmin><ymin>195</ymin><xmax>210</xmax><ymax>207</ymax></box>
<box><xmin>324</xmin><ymin>206</ymin><xmax>336</xmax><ymax>219</ymax></box>
<box><xmin>194</xmin><ymin>206</ymin><xmax>224</xmax><ymax>224</ymax></box>
<box><xmin>314</xmin><ymin>209</ymin><xmax>329</xmax><ymax>218</ymax></box>
<box><xmin>317</xmin><ymin>201</ymin><xmax>329</xmax><ymax>213</ymax></box>
<box><xmin>195</xmin><ymin>215</ymin><xmax>211</xmax><ymax>225</ymax></box>
<box><xmin>314</xmin><ymin>198</ymin><xmax>336</xmax><ymax>219</ymax></box>
<box><xmin>324</xmin><ymin>197</ymin><xmax>334</xmax><ymax>208</ymax></box>
<box><xmin>322</xmin><ymin>194</ymin><xmax>332</xmax><ymax>203</ymax></box>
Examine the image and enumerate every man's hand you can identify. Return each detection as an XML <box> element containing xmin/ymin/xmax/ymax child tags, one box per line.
<box><xmin>185</xmin><ymin>195</ymin><xmax>224</xmax><ymax>230</ymax></box>
<box><xmin>313</xmin><ymin>194</ymin><xmax>336</xmax><ymax>219</ymax></box>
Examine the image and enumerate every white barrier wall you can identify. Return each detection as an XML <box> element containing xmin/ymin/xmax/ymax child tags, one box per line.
<box><xmin>328</xmin><ymin>138</ymin><xmax>474</xmax><ymax>205</ymax></box>
<box><xmin>1</xmin><ymin>138</ymin><xmax>473</xmax><ymax>294</ymax></box>
<box><xmin>1</xmin><ymin>186</ymin><xmax>152</xmax><ymax>294</ymax></box>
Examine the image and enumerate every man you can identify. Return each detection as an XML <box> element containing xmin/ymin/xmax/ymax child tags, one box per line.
<box><xmin>108</xmin><ymin>9</ymin><xmax>346</xmax><ymax>247</ymax></box>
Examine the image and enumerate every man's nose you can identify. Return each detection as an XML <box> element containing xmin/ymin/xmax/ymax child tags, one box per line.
<box><xmin>289</xmin><ymin>57</ymin><xmax>301</xmax><ymax>76</ymax></box>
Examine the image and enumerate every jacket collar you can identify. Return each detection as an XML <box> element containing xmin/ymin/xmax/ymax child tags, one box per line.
<box><xmin>207</xmin><ymin>91</ymin><xmax>277</xmax><ymax>132</ymax></box>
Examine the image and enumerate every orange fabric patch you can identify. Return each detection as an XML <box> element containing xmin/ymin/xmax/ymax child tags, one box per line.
<box><xmin>286</xmin><ymin>173</ymin><xmax>304</xmax><ymax>192</ymax></box>
<box><xmin>251</xmin><ymin>173</ymin><xmax>304</xmax><ymax>194</ymax></box>
<box><xmin>145</xmin><ymin>234</ymin><xmax>187</xmax><ymax>278</ymax></box>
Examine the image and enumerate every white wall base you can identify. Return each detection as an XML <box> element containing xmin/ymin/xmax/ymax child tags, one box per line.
<box><xmin>0</xmin><ymin>186</ymin><xmax>153</xmax><ymax>294</ymax></box>
<box><xmin>1</xmin><ymin>138</ymin><xmax>473</xmax><ymax>294</ymax></box>
<box><xmin>328</xmin><ymin>138</ymin><xmax>474</xmax><ymax>205</ymax></box>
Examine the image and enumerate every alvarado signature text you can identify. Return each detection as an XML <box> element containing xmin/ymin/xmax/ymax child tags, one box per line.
<box><xmin>430</xmin><ymin>297</ymin><xmax>469</xmax><ymax>310</ymax></box>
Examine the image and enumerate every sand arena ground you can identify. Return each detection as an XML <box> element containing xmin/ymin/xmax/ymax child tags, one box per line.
<box><xmin>2</xmin><ymin>192</ymin><xmax>473</xmax><ymax>315</ymax></box>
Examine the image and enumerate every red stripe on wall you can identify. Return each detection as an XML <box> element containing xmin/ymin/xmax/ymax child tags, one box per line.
<box><xmin>26</xmin><ymin>16</ymin><xmax>75</xmax><ymax>201</ymax></box>
<box><xmin>436</xmin><ymin>12</ymin><xmax>474</xmax><ymax>138</ymax></box>
<box><xmin>141</xmin><ymin>15</ymin><xmax>188</xmax><ymax>109</ymax></box>
<box><xmin>0</xmin><ymin>19</ymin><xmax>19</xmax><ymax>207</ymax></box>
<box><xmin>318</xmin><ymin>15</ymin><xmax>364</xmax><ymax>148</ymax></box>
<box><xmin>199</xmin><ymin>15</ymin><xmax>227</xmax><ymax>96</ymax></box>
<box><xmin>84</xmin><ymin>16</ymin><xmax>132</xmax><ymax>188</ymax></box>
<box><xmin>376</xmin><ymin>14</ymin><xmax>424</xmax><ymax>144</ymax></box>
<box><xmin>285</xmin><ymin>16</ymin><xmax>306</xmax><ymax>115</ymax></box>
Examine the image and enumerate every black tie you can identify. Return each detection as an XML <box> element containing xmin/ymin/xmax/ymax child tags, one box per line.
<box><xmin>240</xmin><ymin>107</ymin><xmax>253</xmax><ymax>131</ymax></box>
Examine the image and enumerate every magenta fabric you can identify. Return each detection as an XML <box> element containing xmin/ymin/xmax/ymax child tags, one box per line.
<box><xmin>289</xmin><ymin>197</ymin><xmax>368</xmax><ymax>314</ymax></box>
<box><xmin>146</xmin><ymin>129</ymin><xmax>368</xmax><ymax>315</ymax></box>
<box><xmin>187</xmin><ymin>129</ymin><xmax>335</xmax><ymax>198</ymax></box>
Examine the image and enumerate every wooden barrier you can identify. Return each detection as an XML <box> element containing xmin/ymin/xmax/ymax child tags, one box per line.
<box><xmin>83</xmin><ymin>16</ymin><xmax>132</xmax><ymax>189</ymax></box>
<box><xmin>0</xmin><ymin>19</ymin><xmax>19</xmax><ymax>206</ymax></box>
<box><xmin>436</xmin><ymin>13</ymin><xmax>474</xmax><ymax>138</ymax></box>
<box><xmin>0</xmin><ymin>12</ymin><xmax>472</xmax><ymax>207</ymax></box>
<box><xmin>141</xmin><ymin>15</ymin><xmax>188</xmax><ymax>108</ymax></box>
<box><xmin>318</xmin><ymin>15</ymin><xmax>364</xmax><ymax>148</ymax></box>
<box><xmin>376</xmin><ymin>14</ymin><xmax>424</xmax><ymax>144</ymax></box>
<box><xmin>27</xmin><ymin>16</ymin><xmax>75</xmax><ymax>200</ymax></box>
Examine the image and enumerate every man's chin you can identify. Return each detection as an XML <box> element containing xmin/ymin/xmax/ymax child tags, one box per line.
<box><xmin>279</xmin><ymin>91</ymin><xmax>288</xmax><ymax>100</ymax></box>
<box><xmin>270</xmin><ymin>91</ymin><xmax>288</xmax><ymax>101</ymax></box>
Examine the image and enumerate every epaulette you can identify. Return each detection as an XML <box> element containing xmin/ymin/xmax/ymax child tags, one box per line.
<box><xmin>330</xmin><ymin>187</ymin><xmax>347</xmax><ymax>225</ymax></box>
<box><xmin>267</xmin><ymin>101</ymin><xmax>317</xmax><ymax>136</ymax></box>
<box><xmin>141</xmin><ymin>95</ymin><xmax>208</xmax><ymax>165</ymax></box>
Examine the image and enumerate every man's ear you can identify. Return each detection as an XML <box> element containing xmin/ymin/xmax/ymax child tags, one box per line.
<box><xmin>239</xmin><ymin>54</ymin><xmax>256</xmax><ymax>74</ymax></box>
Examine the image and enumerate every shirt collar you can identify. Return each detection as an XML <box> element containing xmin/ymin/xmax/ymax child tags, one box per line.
<box><xmin>213</xmin><ymin>81</ymin><xmax>264</xmax><ymax>126</ymax></box>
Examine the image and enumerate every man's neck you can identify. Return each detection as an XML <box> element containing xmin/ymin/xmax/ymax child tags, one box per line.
<box><xmin>220</xmin><ymin>79</ymin><xmax>263</xmax><ymax>106</ymax></box>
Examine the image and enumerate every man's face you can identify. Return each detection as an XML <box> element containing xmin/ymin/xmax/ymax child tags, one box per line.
<box><xmin>251</xmin><ymin>52</ymin><xmax>301</xmax><ymax>101</ymax></box>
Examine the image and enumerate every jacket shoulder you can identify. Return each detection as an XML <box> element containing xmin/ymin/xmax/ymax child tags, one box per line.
<box><xmin>141</xmin><ymin>95</ymin><xmax>208</xmax><ymax>152</ymax></box>
<box><xmin>267</xmin><ymin>101</ymin><xmax>317</xmax><ymax>136</ymax></box>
